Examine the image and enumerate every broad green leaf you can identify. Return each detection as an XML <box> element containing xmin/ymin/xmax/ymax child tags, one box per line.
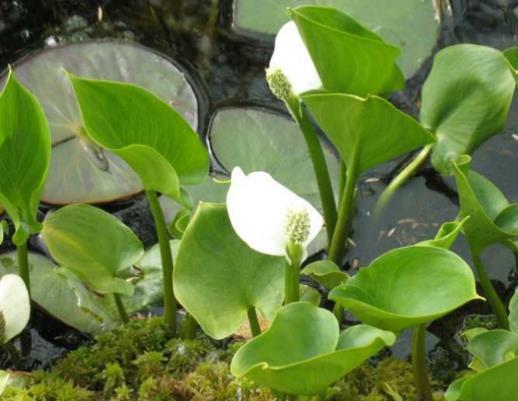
<box><xmin>1</xmin><ymin>41</ymin><xmax>199</xmax><ymax>204</ymax></box>
<box><xmin>300</xmin><ymin>285</ymin><xmax>322</xmax><ymax>306</ymax></box>
<box><xmin>233</xmin><ymin>0</ymin><xmax>438</xmax><ymax>78</ymax></box>
<box><xmin>445</xmin><ymin>358</ymin><xmax>518</xmax><ymax>401</ymax></box>
<box><xmin>509</xmin><ymin>288</ymin><xmax>518</xmax><ymax>333</ymax></box>
<box><xmin>68</xmin><ymin>75</ymin><xmax>209</xmax><ymax>204</ymax></box>
<box><xmin>417</xmin><ymin>216</ymin><xmax>468</xmax><ymax>249</ymax></box>
<box><xmin>174</xmin><ymin>203</ymin><xmax>285</xmax><ymax>339</ymax></box>
<box><xmin>41</xmin><ymin>204</ymin><xmax>144</xmax><ymax>296</ymax></box>
<box><xmin>291</xmin><ymin>6</ymin><xmax>404</xmax><ymax>95</ymax></box>
<box><xmin>467</xmin><ymin>330</ymin><xmax>518</xmax><ymax>369</ymax></box>
<box><xmin>503</xmin><ymin>47</ymin><xmax>518</xmax><ymax>81</ymax></box>
<box><xmin>0</xmin><ymin>70</ymin><xmax>51</xmax><ymax>245</ymax></box>
<box><xmin>207</xmin><ymin>107</ymin><xmax>339</xmax><ymax>254</ymax></box>
<box><xmin>453</xmin><ymin>156</ymin><xmax>518</xmax><ymax>253</ymax></box>
<box><xmin>329</xmin><ymin>246</ymin><xmax>480</xmax><ymax>332</ymax></box>
<box><xmin>303</xmin><ymin>93</ymin><xmax>434</xmax><ymax>175</ymax></box>
<box><xmin>301</xmin><ymin>260</ymin><xmax>348</xmax><ymax>289</ymax></box>
<box><xmin>0</xmin><ymin>252</ymin><xmax>117</xmax><ymax>335</ymax></box>
<box><xmin>421</xmin><ymin>45</ymin><xmax>516</xmax><ymax>174</ymax></box>
<box><xmin>231</xmin><ymin>302</ymin><xmax>395</xmax><ymax>395</ymax></box>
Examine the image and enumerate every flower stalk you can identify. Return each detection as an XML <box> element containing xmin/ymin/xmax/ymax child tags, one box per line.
<box><xmin>412</xmin><ymin>324</ymin><xmax>434</xmax><ymax>401</ymax></box>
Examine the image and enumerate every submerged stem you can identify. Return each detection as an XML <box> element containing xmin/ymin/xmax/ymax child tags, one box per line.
<box><xmin>147</xmin><ymin>190</ymin><xmax>177</xmax><ymax>336</ymax></box>
<box><xmin>470</xmin><ymin>248</ymin><xmax>509</xmax><ymax>329</ymax></box>
<box><xmin>412</xmin><ymin>324</ymin><xmax>434</xmax><ymax>401</ymax></box>
<box><xmin>114</xmin><ymin>294</ymin><xmax>129</xmax><ymax>323</ymax></box>
<box><xmin>17</xmin><ymin>241</ymin><xmax>30</xmax><ymax>295</ymax></box>
<box><xmin>247</xmin><ymin>306</ymin><xmax>262</xmax><ymax>337</ymax></box>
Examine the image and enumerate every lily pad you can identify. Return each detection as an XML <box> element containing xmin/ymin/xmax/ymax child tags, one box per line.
<box><xmin>233</xmin><ymin>0</ymin><xmax>438</xmax><ymax>78</ymax></box>
<box><xmin>208</xmin><ymin>106</ymin><xmax>339</xmax><ymax>254</ymax></box>
<box><xmin>2</xmin><ymin>41</ymin><xmax>199</xmax><ymax>204</ymax></box>
<box><xmin>230</xmin><ymin>302</ymin><xmax>395</xmax><ymax>395</ymax></box>
<box><xmin>329</xmin><ymin>246</ymin><xmax>480</xmax><ymax>332</ymax></box>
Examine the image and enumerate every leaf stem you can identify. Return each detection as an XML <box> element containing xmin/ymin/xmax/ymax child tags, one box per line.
<box><xmin>412</xmin><ymin>324</ymin><xmax>434</xmax><ymax>401</ymax></box>
<box><xmin>247</xmin><ymin>306</ymin><xmax>262</xmax><ymax>337</ymax></box>
<box><xmin>113</xmin><ymin>294</ymin><xmax>129</xmax><ymax>323</ymax></box>
<box><xmin>146</xmin><ymin>190</ymin><xmax>177</xmax><ymax>336</ymax></box>
<box><xmin>470</xmin><ymin>248</ymin><xmax>509</xmax><ymax>329</ymax></box>
<box><xmin>375</xmin><ymin>144</ymin><xmax>433</xmax><ymax>217</ymax></box>
<box><xmin>17</xmin><ymin>241</ymin><xmax>30</xmax><ymax>295</ymax></box>
<box><xmin>286</xmin><ymin>97</ymin><xmax>337</xmax><ymax>244</ymax></box>
<box><xmin>328</xmin><ymin>150</ymin><xmax>359</xmax><ymax>265</ymax></box>
<box><xmin>180</xmin><ymin>313</ymin><xmax>198</xmax><ymax>339</ymax></box>
<box><xmin>284</xmin><ymin>260</ymin><xmax>300</xmax><ymax>304</ymax></box>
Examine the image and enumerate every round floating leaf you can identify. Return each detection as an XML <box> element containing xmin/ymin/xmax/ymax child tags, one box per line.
<box><xmin>301</xmin><ymin>260</ymin><xmax>348</xmax><ymax>289</ymax></box>
<box><xmin>231</xmin><ymin>302</ymin><xmax>395</xmax><ymax>395</ymax></box>
<box><xmin>0</xmin><ymin>252</ymin><xmax>117</xmax><ymax>335</ymax></box>
<box><xmin>421</xmin><ymin>45</ymin><xmax>516</xmax><ymax>174</ymax></box>
<box><xmin>68</xmin><ymin>75</ymin><xmax>209</xmax><ymax>205</ymax></box>
<box><xmin>174</xmin><ymin>203</ymin><xmax>285</xmax><ymax>339</ymax></box>
<box><xmin>3</xmin><ymin>41</ymin><xmax>199</xmax><ymax>204</ymax></box>
<box><xmin>509</xmin><ymin>288</ymin><xmax>518</xmax><ymax>333</ymax></box>
<box><xmin>41</xmin><ymin>204</ymin><xmax>144</xmax><ymax>296</ymax></box>
<box><xmin>290</xmin><ymin>6</ymin><xmax>404</xmax><ymax>95</ymax></box>
<box><xmin>417</xmin><ymin>216</ymin><xmax>468</xmax><ymax>249</ymax></box>
<box><xmin>233</xmin><ymin>0</ymin><xmax>438</xmax><ymax>78</ymax></box>
<box><xmin>0</xmin><ymin>71</ymin><xmax>51</xmax><ymax>245</ymax></box>
<box><xmin>329</xmin><ymin>246</ymin><xmax>480</xmax><ymax>332</ymax></box>
<box><xmin>303</xmin><ymin>93</ymin><xmax>434</xmax><ymax>176</ymax></box>
<box><xmin>208</xmin><ymin>107</ymin><xmax>339</xmax><ymax>254</ymax></box>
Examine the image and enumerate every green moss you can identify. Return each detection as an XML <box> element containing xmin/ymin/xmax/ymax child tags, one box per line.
<box><xmin>2</xmin><ymin>318</ymin><xmax>446</xmax><ymax>401</ymax></box>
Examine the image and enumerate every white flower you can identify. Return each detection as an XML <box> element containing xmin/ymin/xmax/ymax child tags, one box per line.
<box><xmin>226</xmin><ymin>167</ymin><xmax>323</xmax><ymax>259</ymax></box>
<box><xmin>0</xmin><ymin>274</ymin><xmax>30</xmax><ymax>344</ymax></box>
<box><xmin>267</xmin><ymin>21</ymin><xmax>323</xmax><ymax>96</ymax></box>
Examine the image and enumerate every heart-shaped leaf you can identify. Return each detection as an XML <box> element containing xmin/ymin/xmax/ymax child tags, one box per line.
<box><xmin>417</xmin><ymin>217</ymin><xmax>468</xmax><ymax>249</ymax></box>
<box><xmin>420</xmin><ymin>45</ymin><xmax>516</xmax><ymax>174</ymax></box>
<box><xmin>231</xmin><ymin>302</ymin><xmax>395</xmax><ymax>395</ymax></box>
<box><xmin>174</xmin><ymin>202</ymin><xmax>285</xmax><ymax>339</ymax></box>
<box><xmin>41</xmin><ymin>204</ymin><xmax>144</xmax><ymax>296</ymax></box>
<box><xmin>303</xmin><ymin>93</ymin><xmax>434</xmax><ymax>176</ymax></box>
<box><xmin>68</xmin><ymin>75</ymin><xmax>209</xmax><ymax>204</ymax></box>
<box><xmin>0</xmin><ymin>70</ymin><xmax>51</xmax><ymax>245</ymax></box>
<box><xmin>290</xmin><ymin>6</ymin><xmax>404</xmax><ymax>95</ymax></box>
<box><xmin>329</xmin><ymin>246</ymin><xmax>480</xmax><ymax>332</ymax></box>
<box><xmin>301</xmin><ymin>260</ymin><xmax>348</xmax><ymax>289</ymax></box>
<box><xmin>509</xmin><ymin>288</ymin><xmax>518</xmax><ymax>333</ymax></box>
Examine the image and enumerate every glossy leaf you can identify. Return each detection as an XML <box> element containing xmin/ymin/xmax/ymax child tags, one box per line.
<box><xmin>300</xmin><ymin>285</ymin><xmax>322</xmax><ymax>305</ymax></box>
<box><xmin>174</xmin><ymin>203</ymin><xmax>285</xmax><ymax>339</ymax></box>
<box><xmin>301</xmin><ymin>260</ymin><xmax>348</xmax><ymax>289</ymax></box>
<box><xmin>291</xmin><ymin>6</ymin><xmax>404</xmax><ymax>95</ymax></box>
<box><xmin>231</xmin><ymin>302</ymin><xmax>395</xmax><ymax>395</ymax></box>
<box><xmin>467</xmin><ymin>330</ymin><xmax>518</xmax><ymax>369</ymax></box>
<box><xmin>42</xmin><ymin>204</ymin><xmax>144</xmax><ymax>296</ymax></box>
<box><xmin>421</xmin><ymin>45</ymin><xmax>516</xmax><ymax>174</ymax></box>
<box><xmin>69</xmin><ymin>75</ymin><xmax>209</xmax><ymax>204</ymax></box>
<box><xmin>0</xmin><ymin>71</ymin><xmax>51</xmax><ymax>245</ymax></box>
<box><xmin>303</xmin><ymin>93</ymin><xmax>434</xmax><ymax>175</ymax></box>
<box><xmin>417</xmin><ymin>217</ymin><xmax>468</xmax><ymax>249</ymax></box>
<box><xmin>329</xmin><ymin>246</ymin><xmax>480</xmax><ymax>332</ymax></box>
<box><xmin>509</xmin><ymin>288</ymin><xmax>518</xmax><ymax>333</ymax></box>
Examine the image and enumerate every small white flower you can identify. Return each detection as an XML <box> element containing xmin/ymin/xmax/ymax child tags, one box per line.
<box><xmin>267</xmin><ymin>21</ymin><xmax>322</xmax><ymax>97</ymax></box>
<box><xmin>227</xmin><ymin>167</ymin><xmax>323</xmax><ymax>259</ymax></box>
<box><xmin>0</xmin><ymin>274</ymin><xmax>30</xmax><ymax>344</ymax></box>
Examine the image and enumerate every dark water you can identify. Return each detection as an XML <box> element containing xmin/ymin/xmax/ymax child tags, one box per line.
<box><xmin>0</xmin><ymin>0</ymin><xmax>517</xmax><ymax>369</ymax></box>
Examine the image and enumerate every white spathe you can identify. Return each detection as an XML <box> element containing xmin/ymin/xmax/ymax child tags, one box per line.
<box><xmin>269</xmin><ymin>21</ymin><xmax>323</xmax><ymax>95</ymax></box>
<box><xmin>0</xmin><ymin>274</ymin><xmax>30</xmax><ymax>344</ymax></box>
<box><xmin>227</xmin><ymin>167</ymin><xmax>323</xmax><ymax>258</ymax></box>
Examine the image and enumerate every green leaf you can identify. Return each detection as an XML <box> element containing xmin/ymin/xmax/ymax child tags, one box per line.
<box><xmin>301</xmin><ymin>260</ymin><xmax>348</xmax><ymax>289</ymax></box>
<box><xmin>417</xmin><ymin>216</ymin><xmax>468</xmax><ymax>249</ymax></box>
<box><xmin>68</xmin><ymin>74</ymin><xmax>209</xmax><ymax>204</ymax></box>
<box><xmin>0</xmin><ymin>70</ymin><xmax>51</xmax><ymax>245</ymax></box>
<box><xmin>445</xmin><ymin>358</ymin><xmax>518</xmax><ymax>401</ymax></box>
<box><xmin>467</xmin><ymin>330</ymin><xmax>518</xmax><ymax>369</ymax></box>
<box><xmin>291</xmin><ymin>6</ymin><xmax>404</xmax><ymax>95</ymax></box>
<box><xmin>233</xmin><ymin>0</ymin><xmax>438</xmax><ymax>78</ymax></box>
<box><xmin>303</xmin><ymin>93</ymin><xmax>434</xmax><ymax>175</ymax></box>
<box><xmin>174</xmin><ymin>203</ymin><xmax>285</xmax><ymax>339</ymax></box>
<box><xmin>41</xmin><ymin>204</ymin><xmax>144</xmax><ymax>296</ymax></box>
<box><xmin>0</xmin><ymin>221</ymin><xmax>7</xmax><ymax>246</ymax></box>
<box><xmin>230</xmin><ymin>302</ymin><xmax>395</xmax><ymax>395</ymax></box>
<box><xmin>2</xmin><ymin>41</ymin><xmax>199</xmax><ymax>205</ymax></box>
<box><xmin>503</xmin><ymin>47</ymin><xmax>518</xmax><ymax>80</ymax></box>
<box><xmin>300</xmin><ymin>285</ymin><xmax>322</xmax><ymax>306</ymax></box>
<box><xmin>329</xmin><ymin>246</ymin><xmax>480</xmax><ymax>332</ymax></box>
<box><xmin>509</xmin><ymin>288</ymin><xmax>518</xmax><ymax>334</ymax></box>
<box><xmin>420</xmin><ymin>45</ymin><xmax>516</xmax><ymax>174</ymax></box>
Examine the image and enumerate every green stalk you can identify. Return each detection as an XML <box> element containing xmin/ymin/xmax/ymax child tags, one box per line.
<box><xmin>328</xmin><ymin>150</ymin><xmax>359</xmax><ymax>265</ymax></box>
<box><xmin>17</xmin><ymin>241</ymin><xmax>30</xmax><ymax>295</ymax></box>
<box><xmin>338</xmin><ymin>160</ymin><xmax>346</xmax><ymax>206</ymax></box>
<box><xmin>470</xmin><ymin>248</ymin><xmax>509</xmax><ymax>329</ymax></box>
<box><xmin>285</xmin><ymin>97</ymin><xmax>337</xmax><ymax>244</ymax></box>
<box><xmin>375</xmin><ymin>144</ymin><xmax>433</xmax><ymax>217</ymax></box>
<box><xmin>146</xmin><ymin>190</ymin><xmax>177</xmax><ymax>336</ymax></box>
<box><xmin>412</xmin><ymin>324</ymin><xmax>434</xmax><ymax>401</ymax></box>
<box><xmin>247</xmin><ymin>306</ymin><xmax>262</xmax><ymax>337</ymax></box>
<box><xmin>285</xmin><ymin>242</ymin><xmax>303</xmax><ymax>304</ymax></box>
<box><xmin>180</xmin><ymin>313</ymin><xmax>198</xmax><ymax>339</ymax></box>
<box><xmin>114</xmin><ymin>294</ymin><xmax>129</xmax><ymax>323</ymax></box>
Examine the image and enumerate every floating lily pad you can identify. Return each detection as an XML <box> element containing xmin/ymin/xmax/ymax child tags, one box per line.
<box><xmin>208</xmin><ymin>106</ymin><xmax>339</xmax><ymax>254</ymax></box>
<box><xmin>233</xmin><ymin>0</ymin><xmax>439</xmax><ymax>78</ymax></box>
<box><xmin>2</xmin><ymin>41</ymin><xmax>199</xmax><ymax>204</ymax></box>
